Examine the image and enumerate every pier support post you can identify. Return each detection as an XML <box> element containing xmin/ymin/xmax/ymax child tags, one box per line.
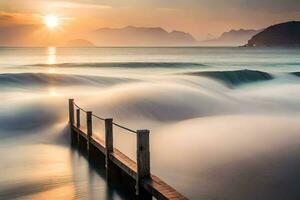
<box><xmin>76</xmin><ymin>109</ymin><xmax>80</xmax><ymax>128</ymax></box>
<box><xmin>69</xmin><ymin>99</ymin><xmax>75</xmax><ymax>144</ymax></box>
<box><xmin>136</xmin><ymin>129</ymin><xmax>150</xmax><ymax>196</ymax></box>
<box><xmin>105</xmin><ymin>118</ymin><xmax>113</xmax><ymax>168</ymax></box>
<box><xmin>68</xmin><ymin>99</ymin><xmax>74</xmax><ymax>125</ymax></box>
<box><xmin>76</xmin><ymin>109</ymin><xmax>80</xmax><ymax>143</ymax></box>
<box><xmin>86</xmin><ymin>111</ymin><xmax>93</xmax><ymax>153</ymax></box>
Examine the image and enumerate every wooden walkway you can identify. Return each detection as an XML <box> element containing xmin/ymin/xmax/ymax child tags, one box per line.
<box><xmin>69</xmin><ymin>99</ymin><xmax>188</xmax><ymax>200</ymax></box>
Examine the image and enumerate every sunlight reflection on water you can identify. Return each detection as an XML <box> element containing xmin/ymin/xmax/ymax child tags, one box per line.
<box><xmin>47</xmin><ymin>47</ymin><xmax>56</xmax><ymax>65</ymax></box>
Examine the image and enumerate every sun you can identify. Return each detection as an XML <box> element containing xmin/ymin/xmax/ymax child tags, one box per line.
<box><xmin>44</xmin><ymin>15</ymin><xmax>59</xmax><ymax>28</ymax></box>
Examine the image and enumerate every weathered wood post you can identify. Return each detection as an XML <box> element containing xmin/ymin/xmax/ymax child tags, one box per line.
<box><xmin>76</xmin><ymin>109</ymin><xmax>80</xmax><ymax>128</ymax></box>
<box><xmin>69</xmin><ymin>99</ymin><xmax>75</xmax><ymax>144</ymax></box>
<box><xmin>76</xmin><ymin>108</ymin><xmax>80</xmax><ymax>143</ymax></box>
<box><xmin>105</xmin><ymin>118</ymin><xmax>113</xmax><ymax>168</ymax></box>
<box><xmin>86</xmin><ymin>111</ymin><xmax>93</xmax><ymax>153</ymax></box>
<box><xmin>68</xmin><ymin>99</ymin><xmax>74</xmax><ymax>125</ymax></box>
<box><xmin>136</xmin><ymin>129</ymin><xmax>150</xmax><ymax>196</ymax></box>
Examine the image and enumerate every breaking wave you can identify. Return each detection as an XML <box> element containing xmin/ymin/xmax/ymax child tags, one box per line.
<box><xmin>0</xmin><ymin>73</ymin><xmax>134</xmax><ymax>87</ymax></box>
<box><xmin>290</xmin><ymin>72</ymin><xmax>300</xmax><ymax>77</ymax></box>
<box><xmin>184</xmin><ymin>69</ymin><xmax>273</xmax><ymax>86</ymax></box>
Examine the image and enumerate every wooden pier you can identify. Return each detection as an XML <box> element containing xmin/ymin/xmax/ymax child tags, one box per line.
<box><xmin>68</xmin><ymin>99</ymin><xmax>188</xmax><ymax>200</ymax></box>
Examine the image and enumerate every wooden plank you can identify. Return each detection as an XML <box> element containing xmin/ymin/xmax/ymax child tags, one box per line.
<box><xmin>72</xmin><ymin>125</ymin><xmax>87</xmax><ymax>139</ymax></box>
<box><xmin>108</xmin><ymin>147</ymin><xmax>186</xmax><ymax>200</ymax></box>
<box><xmin>73</xmin><ymin>125</ymin><xmax>105</xmax><ymax>153</ymax></box>
<box><xmin>110</xmin><ymin>148</ymin><xmax>137</xmax><ymax>179</ymax></box>
<box><xmin>90</xmin><ymin>137</ymin><xmax>106</xmax><ymax>154</ymax></box>
<box><xmin>143</xmin><ymin>175</ymin><xmax>188</xmax><ymax>200</ymax></box>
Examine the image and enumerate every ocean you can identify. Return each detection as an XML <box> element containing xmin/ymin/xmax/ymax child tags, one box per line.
<box><xmin>0</xmin><ymin>47</ymin><xmax>300</xmax><ymax>200</ymax></box>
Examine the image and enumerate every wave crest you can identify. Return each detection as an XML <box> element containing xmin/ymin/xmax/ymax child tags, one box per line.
<box><xmin>0</xmin><ymin>73</ymin><xmax>133</xmax><ymax>87</ymax></box>
<box><xmin>290</xmin><ymin>72</ymin><xmax>300</xmax><ymax>77</ymax></box>
<box><xmin>27</xmin><ymin>62</ymin><xmax>207</xmax><ymax>69</ymax></box>
<box><xmin>184</xmin><ymin>69</ymin><xmax>273</xmax><ymax>86</ymax></box>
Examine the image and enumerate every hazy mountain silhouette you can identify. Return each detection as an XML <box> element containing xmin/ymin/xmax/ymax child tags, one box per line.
<box><xmin>201</xmin><ymin>29</ymin><xmax>261</xmax><ymax>46</ymax></box>
<box><xmin>86</xmin><ymin>26</ymin><xmax>197</xmax><ymax>46</ymax></box>
<box><xmin>246</xmin><ymin>21</ymin><xmax>300</xmax><ymax>47</ymax></box>
<box><xmin>64</xmin><ymin>39</ymin><xmax>95</xmax><ymax>47</ymax></box>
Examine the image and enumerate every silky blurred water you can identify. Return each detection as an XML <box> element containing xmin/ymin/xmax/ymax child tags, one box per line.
<box><xmin>0</xmin><ymin>47</ymin><xmax>300</xmax><ymax>200</ymax></box>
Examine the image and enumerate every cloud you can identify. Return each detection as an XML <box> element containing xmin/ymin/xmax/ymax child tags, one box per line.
<box><xmin>45</xmin><ymin>1</ymin><xmax>112</xmax><ymax>10</ymax></box>
<box><xmin>236</xmin><ymin>0</ymin><xmax>300</xmax><ymax>12</ymax></box>
<box><xmin>0</xmin><ymin>11</ymin><xmax>19</xmax><ymax>23</ymax></box>
<box><xmin>0</xmin><ymin>12</ymin><xmax>14</xmax><ymax>21</ymax></box>
<box><xmin>0</xmin><ymin>11</ymin><xmax>41</xmax><ymax>26</ymax></box>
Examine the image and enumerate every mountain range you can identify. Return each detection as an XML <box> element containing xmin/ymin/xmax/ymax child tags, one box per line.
<box><xmin>86</xmin><ymin>26</ymin><xmax>197</xmax><ymax>46</ymax></box>
<box><xmin>0</xmin><ymin>24</ymin><xmax>259</xmax><ymax>47</ymax></box>
<box><xmin>84</xmin><ymin>26</ymin><xmax>262</xmax><ymax>47</ymax></box>
<box><xmin>0</xmin><ymin>22</ymin><xmax>298</xmax><ymax>47</ymax></box>
<box><xmin>200</xmin><ymin>29</ymin><xmax>261</xmax><ymax>46</ymax></box>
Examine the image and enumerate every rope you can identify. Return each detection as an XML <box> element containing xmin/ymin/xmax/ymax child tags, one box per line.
<box><xmin>113</xmin><ymin>122</ymin><xmax>137</xmax><ymax>134</ymax></box>
<box><xmin>73</xmin><ymin>101</ymin><xmax>137</xmax><ymax>134</ymax></box>
<box><xmin>92</xmin><ymin>114</ymin><xmax>105</xmax><ymax>121</ymax></box>
<box><xmin>73</xmin><ymin>102</ymin><xmax>87</xmax><ymax>113</ymax></box>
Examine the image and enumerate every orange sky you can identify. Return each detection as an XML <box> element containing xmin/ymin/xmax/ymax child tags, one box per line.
<box><xmin>0</xmin><ymin>0</ymin><xmax>299</xmax><ymax>41</ymax></box>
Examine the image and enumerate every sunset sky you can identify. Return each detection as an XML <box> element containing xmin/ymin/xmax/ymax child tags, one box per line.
<box><xmin>0</xmin><ymin>0</ymin><xmax>299</xmax><ymax>42</ymax></box>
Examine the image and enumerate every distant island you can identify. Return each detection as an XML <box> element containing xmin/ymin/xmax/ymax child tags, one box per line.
<box><xmin>245</xmin><ymin>21</ymin><xmax>300</xmax><ymax>47</ymax></box>
<box><xmin>64</xmin><ymin>39</ymin><xmax>95</xmax><ymax>47</ymax></box>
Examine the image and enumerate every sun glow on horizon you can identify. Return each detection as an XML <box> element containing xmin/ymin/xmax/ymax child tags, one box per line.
<box><xmin>49</xmin><ymin>87</ymin><xmax>58</xmax><ymax>96</ymax></box>
<box><xmin>44</xmin><ymin>15</ymin><xmax>59</xmax><ymax>28</ymax></box>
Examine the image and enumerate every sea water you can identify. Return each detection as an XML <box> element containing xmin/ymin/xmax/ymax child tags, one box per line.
<box><xmin>0</xmin><ymin>47</ymin><xmax>300</xmax><ymax>200</ymax></box>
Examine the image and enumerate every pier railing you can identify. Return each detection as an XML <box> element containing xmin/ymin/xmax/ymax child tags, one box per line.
<box><xmin>68</xmin><ymin>99</ymin><xmax>187</xmax><ymax>200</ymax></box>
